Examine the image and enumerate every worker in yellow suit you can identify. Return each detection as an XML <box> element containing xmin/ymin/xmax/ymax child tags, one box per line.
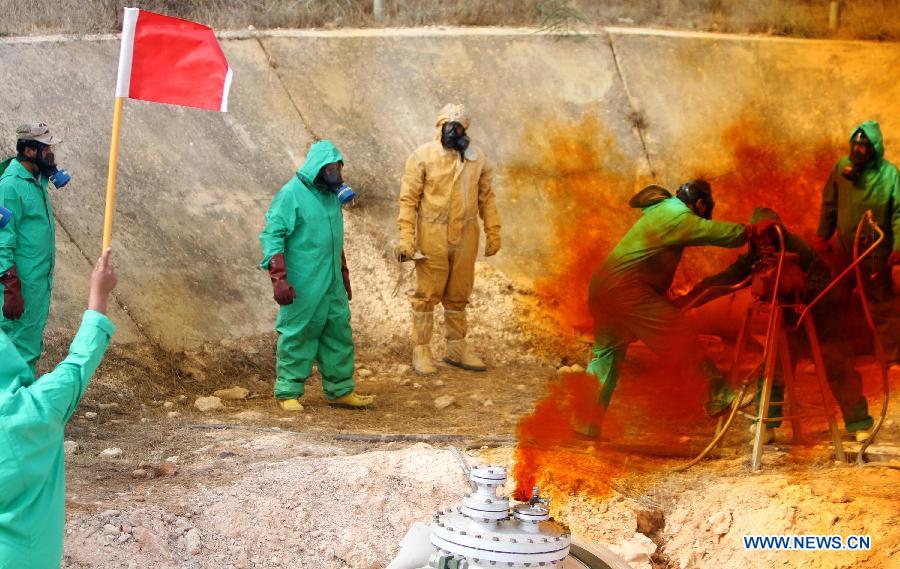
<box><xmin>396</xmin><ymin>104</ymin><xmax>501</xmax><ymax>375</ymax></box>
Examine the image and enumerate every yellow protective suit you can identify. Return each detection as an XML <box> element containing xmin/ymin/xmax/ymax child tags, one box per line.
<box><xmin>398</xmin><ymin>104</ymin><xmax>501</xmax><ymax>312</ymax></box>
<box><xmin>397</xmin><ymin>104</ymin><xmax>501</xmax><ymax>371</ymax></box>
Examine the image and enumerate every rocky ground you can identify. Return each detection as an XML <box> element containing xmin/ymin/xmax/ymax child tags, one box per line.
<box><xmin>56</xmin><ymin>347</ymin><xmax>899</xmax><ymax>569</ymax></box>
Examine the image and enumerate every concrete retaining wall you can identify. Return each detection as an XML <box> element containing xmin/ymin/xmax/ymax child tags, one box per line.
<box><xmin>0</xmin><ymin>28</ymin><xmax>896</xmax><ymax>348</ymax></box>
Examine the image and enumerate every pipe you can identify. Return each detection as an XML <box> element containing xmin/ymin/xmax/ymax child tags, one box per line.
<box><xmin>333</xmin><ymin>432</ymin><xmax>515</xmax><ymax>445</ymax></box>
<box><xmin>792</xmin><ymin>222</ymin><xmax>884</xmax><ymax>331</ymax></box>
<box><xmin>852</xmin><ymin>211</ymin><xmax>890</xmax><ymax>464</ymax></box>
<box><xmin>373</xmin><ymin>0</ymin><xmax>385</xmax><ymax>22</ymax></box>
<box><xmin>829</xmin><ymin>1</ymin><xmax>841</xmax><ymax>32</ymax></box>
<box><xmin>671</xmin><ymin>381</ymin><xmax>750</xmax><ymax>472</ymax></box>
<box><xmin>680</xmin><ymin>274</ymin><xmax>752</xmax><ymax>311</ymax></box>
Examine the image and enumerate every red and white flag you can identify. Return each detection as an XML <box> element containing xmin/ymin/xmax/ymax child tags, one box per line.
<box><xmin>115</xmin><ymin>8</ymin><xmax>232</xmax><ymax>112</ymax></box>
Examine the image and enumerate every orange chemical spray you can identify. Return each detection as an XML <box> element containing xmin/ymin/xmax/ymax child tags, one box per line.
<box><xmin>505</xmin><ymin>112</ymin><xmax>881</xmax><ymax>502</ymax></box>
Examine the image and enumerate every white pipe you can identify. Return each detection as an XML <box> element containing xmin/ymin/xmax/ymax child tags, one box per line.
<box><xmin>386</xmin><ymin>523</ymin><xmax>432</xmax><ymax>569</ymax></box>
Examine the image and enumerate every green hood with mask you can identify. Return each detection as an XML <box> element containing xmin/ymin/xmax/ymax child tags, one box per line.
<box><xmin>259</xmin><ymin>140</ymin><xmax>348</xmax><ymax>328</ymax></box>
<box><xmin>852</xmin><ymin>120</ymin><xmax>885</xmax><ymax>164</ymax></box>
<box><xmin>817</xmin><ymin>120</ymin><xmax>900</xmax><ymax>260</ymax></box>
<box><xmin>296</xmin><ymin>139</ymin><xmax>343</xmax><ymax>189</ymax></box>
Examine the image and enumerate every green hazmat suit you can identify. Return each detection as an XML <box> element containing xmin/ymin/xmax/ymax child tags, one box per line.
<box><xmin>259</xmin><ymin>140</ymin><xmax>355</xmax><ymax>401</ymax></box>
<box><xmin>0</xmin><ymin>158</ymin><xmax>56</xmax><ymax>372</ymax></box>
<box><xmin>0</xmin><ymin>310</ymin><xmax>115</xmax><ymax>569</ymax></box>
<box><xmin>817</xmin><ymin>120</ymin><xmax>900</xmax><ymax>364</ymax></box>
<box><xmin>586</xmin><ymin>188</ymin><xmax>747</xmax><ymax>416</ymax></box>
<box><xmin>700</xmin><ymin>208</ymin><xmax>873</xmax><ymax>432</ymax></box>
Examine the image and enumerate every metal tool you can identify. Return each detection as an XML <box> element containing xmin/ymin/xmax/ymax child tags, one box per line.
<box><xmin>733</xmin><ymin>226</ymin><xmax>845</xmax><ymax>470</ymax></box>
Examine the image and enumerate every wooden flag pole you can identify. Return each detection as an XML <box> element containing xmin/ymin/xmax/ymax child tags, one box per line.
<box><xmin>102</xmin><ymin>96</ymin><xmax>125</xmax><ymax>253</ymax></box>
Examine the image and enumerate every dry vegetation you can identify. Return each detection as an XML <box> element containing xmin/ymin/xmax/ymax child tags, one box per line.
<box><xmin>1</xmin><ymin>0</ymin><xmax>898</xmax><ymax>40</ymax></box>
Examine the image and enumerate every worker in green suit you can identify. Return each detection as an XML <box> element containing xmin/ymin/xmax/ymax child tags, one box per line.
<box><xmin>259</xmin><ymin>140</ymin><xmax>374</xmax><ymax>411</ymax></box>
<box><xmin>0</xmin><ymin>123</ymin><xmax>70</xmax><ymax>372</ymax></box>
<box><xmin>814</xmin><ymin>120</ymin><xmax>900</xmax><ymax>369</ymax></box>
<box><xmin>683</xmin><ymin>207</ymin><xmax>874</xmax><ymax>444</ymax></box>
<box><xmin>583</xmin><ymin>181</ymin><xmax>772</xmax><ymax>436</ymax></box>
<box><xmin>0</xmin><ymin>248</ymin><xmax>117</xmax><ymax>569</ymax></box>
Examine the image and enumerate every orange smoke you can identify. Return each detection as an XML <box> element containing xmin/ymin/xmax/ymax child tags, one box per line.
<box><xmin>677</xmin><ymin>115</ymin><xmax>839</xmax><ymax>287</ymax></box>
<box><xmin>507</xmin><ymin>111</ymin><xmax>865</xmax><ymax>502</ymax></box>
<box><xmin>506</xmin><ymin>112</ymin><xmax>840</xmax><ymax>335</ymax></box>
<box><xmin>505</xmin><ymin>114</ymin><xmax>638</xmax><ymax>335</ymax></box>
<box><xmin>512</xmin><ymin>373</ymin><xmax>609</xmax><ymax>500</ymax></box>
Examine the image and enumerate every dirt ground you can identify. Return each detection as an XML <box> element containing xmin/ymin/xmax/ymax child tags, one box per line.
<box><xmin>57</xmin><ymin>341</ymin><xmax>900</xmax><ymax>569</ymax></box>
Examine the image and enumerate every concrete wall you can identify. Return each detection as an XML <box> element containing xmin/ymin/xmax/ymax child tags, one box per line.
<box><xmin>0</xmin><ymin>28</ymin><xmax>897</xmax><ymax>348</ymax></box>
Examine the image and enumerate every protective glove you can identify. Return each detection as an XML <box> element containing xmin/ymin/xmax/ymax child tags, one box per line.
<box><xmin>746</xmin><ymin>219</ymin><xmax>780</xmax><ymax>242</ymax></box>
<box><xmin>1</xmin><ymin>266</ymin><xmax>24</xmax><ymax>320</ymax></box>
<box><xmin>812</xmin><ymin>235</ymin><xmax>833</xmax><ymax>259</ymax></box>
<box><xmin>485</xmin><ymin>233</ymin><xmax>501</xmax><ymax>257</ymax></box>
<box><xmin>341</xmin><ymin>249</ymin><xmax>352</xmax><ymax>301</ymax></box>
<box><xmin>889</xmin><ymin>251</ymin><xmax>900</xmax><ymax>267</ymax></box>
<box><xmin>394</xmin><ymin>240</ymin><xmax>415</xmax><ymax>263</ymax></box>
<box><xmin>267</xmin><ymin>253</ymin><xmax>296</xmax><ymax>306</ymax></box>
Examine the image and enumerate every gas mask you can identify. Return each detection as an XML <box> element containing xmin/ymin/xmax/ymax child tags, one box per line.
<box><xmin>441</xmin><ymin>121</ymin><xmax>470</xmax><ymax>160</ymax></box>
<box><xmin>314</xmin><ymin>163</ymin><xmax>344</xmax><ymax>192</ymax></box>
<box><xmin>842</xmin><ymin>130</ymin><xmax>874</xmax><ymax>181</ymax></box>
<box><xmin>17</xmin><ymin>142</ymin><xmax>70</xmax><ymax>188</ymax></box>
<box><xmin>336</xmin><ymin>184</ymin><xmax>357</xmax><ymax>206</ymax></box>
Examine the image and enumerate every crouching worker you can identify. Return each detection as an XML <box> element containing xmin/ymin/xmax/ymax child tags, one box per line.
<box><xmin>584</xmin><ymin>181</ymin><xmax>774</xmax><ymax>437</ymax></box>
<box><xmin>259</xmin><ymin>140</ymin><xmax>374</xmax><ymax>411</ymax></box>
<box><xmin>681</xmin><ymin>208</ymin><xmax>874</xmax><ymax>444</ymax></box>
<box><xmin>0</xmin><ymin>248</ymin><xmax>117</xmax><ymax>569</ymax></box>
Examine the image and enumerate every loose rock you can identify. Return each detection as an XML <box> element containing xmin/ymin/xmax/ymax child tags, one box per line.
<box><xmin>98</xmin><ymin>447</ymin><xmax>124</xmax><ymax>459</ymax></box>
<box><xmin>64</xmin><ymin>440</ymin><xmax>81</xmax><ymax>456</ymax></box>
<box><xmin>133</xmin><ymin>526</ymin><xmax>172</xmax><ymax>558</ymax></box>
<box><xmin>705</xmin><ymin>510</ymin><xmax>733</xmax><ymax>537</ymax></box>
<box><xmin>213</xmin><ymin>386</ymin><xmax>250</xmax><ymax>400</ymax></box>
<box><xmin>636</xmin><ymin>507</ymin><xmax>665</xmax><ymax>535</ymax></box>
<box><xmin>609</xmin><ymin>533</ymin><xmax>656</xmax><ymax>566</ymax></box>
<box><xmin>184</xmin><ymin>528</ymin><xmax>202</xmax><ymax>555</ymax></box>
<box><xmin>194</xmin><ymin>396</ymin><xmax>224</xmax><ymax>412</ymax></box>
<box><xmin>830</xmin><ymin>490</ymin><xmax>852</xmax><ymax>504</ymax></box>
<box><xmin>139</xmin><ymin>461</ymin><xmax>178</xmax><ymax>478</ymax></box>
<box><xmin>102</xmin><ymin>524</ymin><xmax>120</xmax><ymax>537</ymax></box>
<box><xmin>434</xmin><ymin>395</ymin><xmax>455</xmax><ymax>410</ymax></box>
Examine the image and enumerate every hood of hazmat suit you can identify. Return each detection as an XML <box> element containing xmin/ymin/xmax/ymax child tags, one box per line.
<box><xmin>260</xmin><ymin>140</ymin><xmax>347</xmax><ymax>324</ymax></box>
<box><xmin>817</xmin><ymin>120</ymin><xmax>900</xmax><ymax>264</ymax></box>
